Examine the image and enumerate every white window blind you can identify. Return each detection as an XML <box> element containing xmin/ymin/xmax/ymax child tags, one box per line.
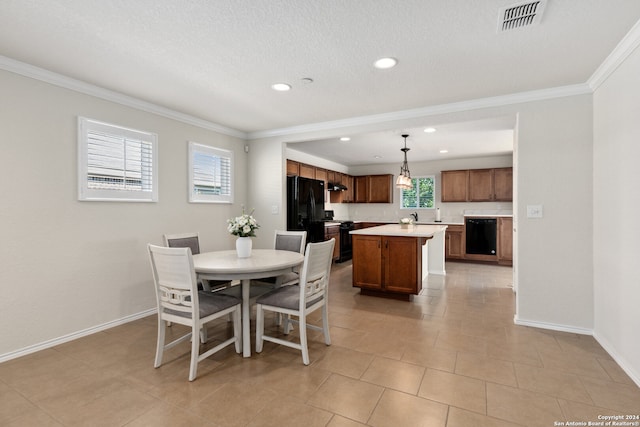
<box><xmin>188</xmin><ymin>141</ymin><xmax>233</xmax><ymax>203</ymax></box>
<box><xmin>78</xmin><ymin>117</ymin><xmax>158</xmax><ymax>202</ymax></box>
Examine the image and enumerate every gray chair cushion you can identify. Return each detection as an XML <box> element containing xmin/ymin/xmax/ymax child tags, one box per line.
<box><xmin>166</xmin><ymin>292</ymin><xmax>240</xmax><ymax>318</ymax></box>
<box><xmin>256</xmin><ymin>285</ymin><xmax>322</xmax><ymax>310</ymax></box>
<box><xmin>167</xmin><ymin>237</ymin><xmax>200</xmax><ymax>255</ymax></box>
<box><xmin>275</xmin><ymin>235</ymin><xmax>303</xmax><ymax>253</ymax></box>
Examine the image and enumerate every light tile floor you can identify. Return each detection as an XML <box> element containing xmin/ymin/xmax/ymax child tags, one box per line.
<box><xmin>1</xmin><ymin>262</ymin><xmax>639</xmax><ymax>426</ymax></box>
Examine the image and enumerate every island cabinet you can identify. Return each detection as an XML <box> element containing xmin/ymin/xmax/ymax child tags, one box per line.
<box><xmin>352</xmin><ymin>234</ymin><xmax>428</xmax><ymax>299</ymax></box>
<box><xmin>497</xmin><ymin>217</ymin><xmax>513</xmax><ymax>266</ymax></box>
<box><xmin>445</xmin><ymin>225</ymin><xmax>465</xmax><ymax>260</ymax></box>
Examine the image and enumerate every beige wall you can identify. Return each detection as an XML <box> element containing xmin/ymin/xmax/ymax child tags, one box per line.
<box><xmin>593</xmin><ymin>43</ymin><xmax>640</xmax><ymax>383</ymax></box>
<box><xmin>0</xmin><ymin>70</ymin><xmax>247</xmax><ymax>358</ymax></box>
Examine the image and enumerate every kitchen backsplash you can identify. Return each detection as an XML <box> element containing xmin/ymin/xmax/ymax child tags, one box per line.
<box><xmin>332</xmin><ymin>201</ymin><xmax>513</xmax><ymax>223</ymax></box>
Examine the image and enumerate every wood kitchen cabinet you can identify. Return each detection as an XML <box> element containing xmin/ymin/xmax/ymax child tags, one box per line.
<box><xmin>493</xmin><ymin>167</ymin><xmax>513</xmax><ymax>201</ymax></box>
<box><xmin>469</xmin><ymin>168</ymin><xmax>513</xmax><ymax>202</ymax></box>
<box><xmin>352</xmin><ymin>234</ymin><xmax>425</xmax><ymax>299</ymax></box>
<box><xmin>468</xmin><ymin>169</ymin><xmax>494</xmax><ymax>202</ymax></box>
<box><xmin>445</xmin><ymin>225</ymin><xmax>465</xmax><ymax>260</ymax></box>
<box><xmin>324</xmin><ymin>224</ymin><xmax>340</xmax><ymax>261</ymax></box>
<box><xmin>442</xmin><ymin>167</ymin><xmax>512</xmax><ymax>202</ymax></box>
<box><xmin>441</xmin><ymin>170</ymin><xmax>469</xmax><ymax>202</ymax></box>
<box><xmin>329</xmin><ymin>172</ymin><xmax>353</xmax><ymax>203</ymax></box>
<box><xmin>299</xmin><ymin>163</ymin><xmax>315</xmax><ymax>179</ymax></box>
<box><xmin>286</xmin><ymin>159</ymin><xmax>299</xmax><ymax>176</ymax></box>
<box><xmin>342</xmin><ymin>174</ymin><xmax>354</xmax><ymax>203</ymax></box>
<box><xmin>354</xmin><ymin>176</ymin><xmax>368</xmax><ymax>203</ymax></box>
<box><xmin>367</xmin><ymin>174</ymin><xmax>393</xmax><ymax>203</ymax></box>
<box><xmin>497</xmin><ymin>217</ymin><xmax>513</xmax><ymax>266</ymax></box>
<box><xmin>354</xmin><ymin>174</ymin><xmax>393</xmax><ymax>203</ymax></box>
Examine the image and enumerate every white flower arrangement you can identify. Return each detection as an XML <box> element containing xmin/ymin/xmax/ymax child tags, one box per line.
<box><xmin>227</xmin><ymin>208</ymin><xmax>260</xmax><ymax>237</ymax></box>
<box><xmin>399</xmin><ymin>217</ymin><xmax>413</xmax><ymax>225</ymax></box>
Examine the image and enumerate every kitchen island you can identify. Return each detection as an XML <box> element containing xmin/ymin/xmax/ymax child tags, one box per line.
<box><xmin>350</xmin><ymin>224</ymin><xmax>447</xmax><ymax>300</ymax></box>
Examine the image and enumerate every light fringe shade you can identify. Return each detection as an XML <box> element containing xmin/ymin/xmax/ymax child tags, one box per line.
<box><xmin>396</xmin><ymin>134</ymin><xmax>413</xmax><ymax>190</ymax></box>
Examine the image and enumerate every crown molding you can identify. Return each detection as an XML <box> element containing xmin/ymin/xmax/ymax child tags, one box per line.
<box><xmin>0</xmin><ymin>55</ymin><xmax>246</xmax><ymax>139</ymax></box>
<box><xmin>588</xmin><ymin>19</ymin><xmax>640</xmax><ymax>91</ymax></box>
<box><xmin>247</xmin><ymin>83</ymin><xmax>592</xmax><ymax>140</ymax></box>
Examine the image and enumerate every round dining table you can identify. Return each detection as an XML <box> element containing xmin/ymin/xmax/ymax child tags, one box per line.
<box><xmin>192</xmin><ymin>249</ymin><xmax>304</xmax><ymax>357</ymax></box>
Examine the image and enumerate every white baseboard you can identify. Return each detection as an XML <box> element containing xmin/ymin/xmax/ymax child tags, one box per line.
<box><xmin>513</xmin><ymin>315</ymin><xmax>593</xmax><ymax>335</ymax></box>
<box><xmin>0</xmin><ymin>308</ymin><xmax>156</xmax><ymax>363</ymax></box>
<box><xmin>593</xmin><ymin>331</ymin><xmax>640</xmax><ymax>388</ymax></box>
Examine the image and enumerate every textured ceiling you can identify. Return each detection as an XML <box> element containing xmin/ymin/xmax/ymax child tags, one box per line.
<box><xmin>1</xmin><ymin>1</ymin><xmax>640</xmax><ymax>164</ymax></box>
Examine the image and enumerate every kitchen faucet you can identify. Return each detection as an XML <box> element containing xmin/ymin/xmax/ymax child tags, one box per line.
<box><xmin>410</xmin><ymin>212</ymin><xmax>418</xmax><ymax>222</ymax></box>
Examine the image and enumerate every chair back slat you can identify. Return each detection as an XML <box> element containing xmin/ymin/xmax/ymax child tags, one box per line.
<box><xmin>148</xmin><ymin>244</ymin><xmax>199</xmax><ymax>314</ymax></box>
<box><xmin>299</xmin><ymin>239</ymin><xmax>335</xmax><ymax>303</ymax></box>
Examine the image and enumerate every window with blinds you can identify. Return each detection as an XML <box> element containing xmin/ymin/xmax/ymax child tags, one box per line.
<box><xmin>78</xmin><ymin>117</ymin><xmax>158</xmax><ymax>202</ymax></box>
<box><xmin>188</xmin><ymin>141</ymin><xmax>233</xmax><ymax>203</ymax></box>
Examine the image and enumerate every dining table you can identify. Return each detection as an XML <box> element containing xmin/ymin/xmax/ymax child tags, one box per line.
<box><xmin>192</xmin><ymin>249</ymin><xmax>304</xmax><ymax>357</ymax></box>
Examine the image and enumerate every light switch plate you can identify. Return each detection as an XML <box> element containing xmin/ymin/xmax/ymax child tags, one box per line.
<box><xmin>527</xmin><ymin>205</ymin><xmax>543</xmax><ymax>218</ymax></box>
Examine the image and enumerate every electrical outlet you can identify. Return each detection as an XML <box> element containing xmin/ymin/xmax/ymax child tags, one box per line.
<box><xmin>527</xmin><ymin>205</ymin><xmax>543</xmax><ymax>218</ymax></box>
<box><xmin>271</xmin><ymin>205</ymin><xmax>279</xmax><ymax>215</ymax></box>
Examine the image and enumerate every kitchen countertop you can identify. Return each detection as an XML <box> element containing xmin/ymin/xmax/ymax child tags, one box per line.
<box><xmin>350</xmin><ymin>223</ymin><xmax>448</xmax><ymax>237</ymax></box>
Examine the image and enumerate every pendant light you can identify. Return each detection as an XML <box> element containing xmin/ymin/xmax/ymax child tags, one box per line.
<box><xmin>395</xmin><ymin>134</ymin><xmax>413</xmax><ymax>190</ymax></box>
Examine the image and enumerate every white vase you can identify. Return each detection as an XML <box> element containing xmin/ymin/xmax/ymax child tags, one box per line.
<box><xmin>236</xmin><ymin>236</ymin><xmax>252</xmax><ymax>258</ymax></box>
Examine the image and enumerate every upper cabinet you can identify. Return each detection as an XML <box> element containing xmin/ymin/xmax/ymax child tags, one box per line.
<box><xmin>468</xmin><ymin>169</ymin><xmax>493</xmax><ymax>201</ymax></box>
<box><xmin>354</xmin><ymin>174</ymin><xmax>393</xmax><ymax>203</ymax></box>
<box><xmin>493</xmin><ymin>167</ymin><xmax>513</xmax><ymax>201</ymax></box>
<box><xmin>354</xmin><ymin>176</ymin><xmax>368</xmax><ymax>203</ymax></box>
<box><xmin>367</xmin><ymin>174</ymin><xmax>393</xmax><ymax>203</ymax></box>
<box><xmin>441</xmin><ymin>170</ymin><xmax>469</xmax><ymax>202</ymax></box>
<box><xmin>299</xmin><ymin>163</ymin><xmax>315</xmax><ymax>179</ymax></box>
<box><xmin>442</xmin><ymin>167</ymin><xmax>512</xmax><ymax>202</ymax></box>
<box><xmin>286</xmin><ymin>159</ymin><xmax>300</xmax><ymax>177</ymax></box>
<box><xmin>288</xmin><ymin>159</ymin><xmax>392</xmax><ymax>204</ymax></box>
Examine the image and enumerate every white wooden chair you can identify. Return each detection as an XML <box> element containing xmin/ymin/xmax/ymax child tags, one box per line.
<box><xmin>147</xmin><ymin>244</ymin><xmax>242</xmax><ymax>381</ymax></box>
<box><xmin>255</xmin><ymin>238</ymin><xmax>335</xmax><ymax>365</ymax></box>
<box><xmin>163</xmin><ymin>232</ymin><xmax>232</xmax><ymax>292</ymax></box>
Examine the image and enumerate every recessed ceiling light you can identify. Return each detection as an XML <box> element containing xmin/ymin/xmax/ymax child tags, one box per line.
<box><xmin>440</xmin><ymin>149</ymin><xmax>449</xmax><ymax>154</ymax></box>
<box><xmin>271</xmin><ymin>83</ymin><xmax>291</xmax><ymax>91</ymax></box>
<box><xmin>424</xmin><ymin>127</ymin><xmax>437</xmax><ymax>133</ymax></box>
<box><xmin>374</xmin><ymin>57</ymin><xmax>397</xmax><ymax>69</ymax></box>
<box><xmin>374</xmin><ymin>155</ymin><xmax>382</xmax><ymax>159</ymax></box>
<box><xmin>340</xmin><ymin>137</ymin><xmax>351</xmax><ymax>142</ymax></box>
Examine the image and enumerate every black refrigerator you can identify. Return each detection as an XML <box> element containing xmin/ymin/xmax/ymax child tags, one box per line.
<box><xmin>287</xmin><ymin>176</ymin><xmax>326</xmax><ymax>243</ymax></box>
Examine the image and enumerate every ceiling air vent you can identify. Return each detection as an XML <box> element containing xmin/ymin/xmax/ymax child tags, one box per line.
<box><xmin>498</xmin><ymin>0</ymin><xmax>547</xmax><ymax>32</ymax></box>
